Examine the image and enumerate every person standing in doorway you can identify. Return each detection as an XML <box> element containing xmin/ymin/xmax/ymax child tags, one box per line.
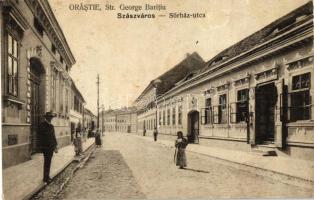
<box><xmin>38</xmin><ymin>111</ymin><xmax>58</xmax><ymax>184</ymax></box>
<box><xmin>153</xmin><ymin>127</ymin><xmax>158</xmax><ymax>141</ymax></box>
<box><xmin>174</xmin><ymin>131</ymin><xmax>188</xmax><ymax>169</ymax></box>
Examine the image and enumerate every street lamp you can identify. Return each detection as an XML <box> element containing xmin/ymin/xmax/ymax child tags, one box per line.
<box><xmin>153</xmin><ymin>79</ymin><xmax>162</xmax><ymax>131</ymax></box>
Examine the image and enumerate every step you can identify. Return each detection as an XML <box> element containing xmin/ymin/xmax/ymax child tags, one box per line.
<box><xmin>251</xmin><ymin>145</ymin><xmax>277</xmax><ymax>156</ymax></box>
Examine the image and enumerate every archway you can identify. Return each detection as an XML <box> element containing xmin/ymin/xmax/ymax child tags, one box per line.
<box><xmin>187</xmin><ymin>110</ymin><xmax>199</xmax><ymax>144</ymax></box>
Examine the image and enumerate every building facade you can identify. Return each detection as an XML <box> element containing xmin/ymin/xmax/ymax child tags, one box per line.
<box><xmin>156</xmin><ymin>2</ymin><xmax>313</xmax><ymax>161</ymax></box>
<box><xmin>135</xmin><ymin>52</ymin><xmax>205</xmax><ymax>135</ymax></box>
<box><xmin>83</xmin><ymin>108</ymin><xmax>96</xmax><ymax>131</ymax></box>
<box><xmin>1</xmin><ymin>0</ymin><xmax>76</xmax><ymax>168</ymax></box>
<box><xmin>103</xmin><ymin>107</ymin><xmax>137</xmax><ymax>133</ymax></box>
<box><xmin>69</xmin><ymin>81</ymin><xmax>85</xmax><ymax>140</ymax></box>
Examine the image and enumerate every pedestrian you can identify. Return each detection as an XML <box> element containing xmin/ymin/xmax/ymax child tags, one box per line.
<box><xmin>174</xmin><ymin>131</ymin><xmax>188</xmax><ymax>169</ymax></box>
<box><xmin>37</xmin><ymin>111</ymin><xmax>58</xmax><ymax>184</ymax></box>
<box><xmin>143</xmin><ymin>128</ymin><xmax>146</xmax><ymax>136</ymax></box>
<box><xmin>153</xmin><ymin>127</ymin><xmax>158</xmax><ymax>141</ymax></box>
<box><xmin>74</xmin><ymin>123</ymin><xmax>83</xmax><ymax>156</ymax></box>
<box><xmin>95</xmin><ymin>129</ymin><xmax>102</xmax><ymax>147</ymax></box>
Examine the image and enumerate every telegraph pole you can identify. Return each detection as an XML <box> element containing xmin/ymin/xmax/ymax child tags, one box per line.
<box><xmin>97</xmin><ymin>74</ymin><xmax>100</xmax><ymax>129</ymax></box>
<box><xmin>102</xmin><ymin>104</ymin><xmax>104</xmax><ymax>136</ymax></box>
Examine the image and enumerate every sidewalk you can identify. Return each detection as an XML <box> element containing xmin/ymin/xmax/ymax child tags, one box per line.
<box><xmin>130</xmin><ymin>133</ymin><xmax>314</xmax><ymax>183</ymax></box>
<box><xmin>3</xmin><ymin>138</ymin><xmax>95</xmax><ymax>200</ymax></box>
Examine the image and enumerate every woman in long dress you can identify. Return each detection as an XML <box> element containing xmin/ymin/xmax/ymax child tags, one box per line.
<box><xmin>95</xmin><ymin>129</ymin><xmax>102</xmax><ymax>147</ymax></box>
<box><xmin>175</xmin><ymin>131</ymin><xmax>188</xmax><ymax>169</ymax></box>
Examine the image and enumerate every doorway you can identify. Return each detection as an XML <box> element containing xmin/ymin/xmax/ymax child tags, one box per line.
<box><xmin>255</xmin><ymin>82</ymin><xmax>277</xmax><ymax>144</ymax></box>
<box><xmin>29</xmin><ymin>57</ymin><xmax>45</xmax><ymax>154</ymax></box>
<box><xmin>188</xmin><ymin>111</ymin><xmax>199</xmax><ymax>143</ymax></box>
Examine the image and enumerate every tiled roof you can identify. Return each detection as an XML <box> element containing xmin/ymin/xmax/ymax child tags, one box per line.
<box><xmin>203</xmin><ymin>1</ymin><xmax>313</xmax><ymax>71</ymax></box>
<box><xmin>135</xmin><ymin>52</ymin><xmax>205</xmax><ymax>102</ymax></box>
<box><xmin>156</xmin><ymin>52</ymin><xmax>205</xmax><ymax>95</ymax></box>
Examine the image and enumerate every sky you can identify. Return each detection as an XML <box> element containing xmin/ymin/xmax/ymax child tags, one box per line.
<box><xmin>48</xmin><ymin>0</ymin><xmax>310</xmax><ymax>114</ymax></box>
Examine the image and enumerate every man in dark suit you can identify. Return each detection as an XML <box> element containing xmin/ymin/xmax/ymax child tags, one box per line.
<box><xmin>38</xmin><ymin>111</ymin><xmax>58</xmax><ymax>184</ymax></box>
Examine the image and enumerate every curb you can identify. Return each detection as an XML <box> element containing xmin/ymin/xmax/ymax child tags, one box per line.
<box><xmin>52</xmin><ymin>145</ymin><xmax>96</xmax><ymax>199</ymax></box>
<box><xmin>22</xmin><ymin>141</ymin><xmax>95</xmax><ymax>200</ymax></box>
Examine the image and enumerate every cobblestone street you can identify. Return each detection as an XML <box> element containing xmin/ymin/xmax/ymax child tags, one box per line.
<box><xmin>56</xmin><ymin>132</ymin><xmax>312</xmax><ymax>199</ymax></box>
<box><xmin>57</xmin><ymin>149</ymin><xmax>145</xmax><ymax>199</ymax></box>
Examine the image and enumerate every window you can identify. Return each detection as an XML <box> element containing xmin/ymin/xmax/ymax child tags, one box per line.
<box><xmin>7</xmin><ymin>33</ymin><xmax>19</xmax><ymax>96</ymax></box>
<box><xmin>230</xmin><ymin>89</ymin><xmax>249</xmax><ymax>123</ymax></box>
<box><xmin>51</xmin><ymin>44</ymin><xmax>56</xmax><ymax>54</ymax></box>
<box><xmin>172</xmin><ymin>107</ymin><xmax>176</xmax><ymax>125</ymax></box>
<box><xmin>216</xmin><ymin>94</ymin><xmax>227</xmax><ymax>124</ymax></box>
<box><xmin>51</xmin><ymin>71</ymin><xmax>57</xmax><ymax>110</ymax></box>
<box><xmin>290</xmin><ymin>73</ymin><xmax>311</xmax><ymax>121</ymax></box>
<box><xmin>178</xmin><ymin>105</ymin><xmax>182</xmax><ymax>125</ymax></box>
<box><xmin>162</xmin><ymin>110</ymin><xmax>165</xmax><ymax>125</ymax></box>
<box><xmin>159</xmin><ymin>111</ymin><xmax>162</xmax><ymax>125</ymax></box>
<box><xmin>60</xmin><ymin>82</ymin><xmax>64</xmax><ymax>112</ymax></box>
<box><xmin>167</xmin><ymin>109</ymin><xmax>170</xmax><ymax>125</ymax></box>
<box><xmin>201</xmin><ymin>98</ymin><xmax>213</xmax><ymax>124</ymax></box>
<box><xmin>34</xmin><ymin>18</ymin><xmax>44</xmax><ymax>36</ymax></box>
<box><xmin>60</xmin><ymin>56</ymin><xmax>64</xmax><ymax>64</ymax></box>
<box><xmin>65</xmin><ymin>89</ymin><xmax>69</xmax><ymax>113</ymax></box>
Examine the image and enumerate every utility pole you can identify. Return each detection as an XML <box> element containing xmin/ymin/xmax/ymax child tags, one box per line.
<box><xmin>96</xmin><ymin>74</ymin><xmax>100</xmax><ymax>129</ymax></box>
<box><xmin>102</xmin><ymin>104</ymin><xmax>104</xmax><ymax>136</ymax></box>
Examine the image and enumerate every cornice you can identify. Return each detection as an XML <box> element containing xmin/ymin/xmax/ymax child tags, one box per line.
<box><xmin>3</xmin><ymin>1</ymin><xmax>29</xmax><ymax>31</ymax></box>
<box><xmin>25</xmin><ymin>0</ymin><xmax>76</xmax><ymax>67</ymax></box>
<box><xmin>158</xmin><ymin>17</ymin><xmax>313</xmax><ymax>102</ymax></box>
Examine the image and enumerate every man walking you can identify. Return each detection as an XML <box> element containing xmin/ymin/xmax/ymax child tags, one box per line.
<box><xmin>153</xmin><ymin>127</ymin><xmax>158</xmax><ymax>141</ymax></box>
<box><xmin>38</xmin><ymin>111</ymin><xmax>58</xmax><ymax>184</ymax></box>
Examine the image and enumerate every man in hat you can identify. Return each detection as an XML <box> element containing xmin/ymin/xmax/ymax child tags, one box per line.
<box><xmin>38</xmin><ymin>111</ymin><xmax>58</xmax><ymax>184</ymax></box>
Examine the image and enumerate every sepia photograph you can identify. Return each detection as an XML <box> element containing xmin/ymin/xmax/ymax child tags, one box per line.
<box><xmin>0</xmin><ymin>0</ymin><xmax>314</xmax><ymax>199</ymax></box>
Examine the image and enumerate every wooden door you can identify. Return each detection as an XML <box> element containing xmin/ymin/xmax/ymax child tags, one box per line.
<box><xmin>30</xmin><ymin>73</ymin><xmax>40</xmax><ymax>153</ymax></box>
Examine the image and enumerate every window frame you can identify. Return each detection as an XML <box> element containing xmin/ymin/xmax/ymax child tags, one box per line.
<box><xmin>178</xmin><ymin>105</ymin><xmax>183</xmax><ymax>125</ymax></box>
<box><xmin>288</xmin><ymin>72</ymin><xmax>312</xmax><ymax>122</ymax></box>
<box><xmin>167</xmin><ymin>109</ymin><xmax>170</xmax><ymax>126</ymax></box>
<box><xmin>6</xmin><ymin>32</ymin><xmax>20</xmax><ymax>97</ymax></box>
<box><xmin>217</xmin><ymin>94</ymin><xmax>228</xmax><ymax>124</ymax></box>
<box><xmin>172</xmin><ymin>107</ymin><xmax>176</xmax><ymax>125</ymax></box>
<box><xmin>230</xmin><ymin>88</ymin><xmax>249</xmax><ymax>124</ymax></box>
<box><xmin>201</xmin><ymin>98</ymin><xmax>213</xmax><ymax>125</ymax></box>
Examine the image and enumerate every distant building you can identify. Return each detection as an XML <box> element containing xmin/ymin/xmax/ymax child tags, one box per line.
<box><xmin>1</xmin><ymin>0</ymin><xmax>76</xmax><ymax>168</ymax></box>
<box><xmin>83</xmin><ymin>108</ymin><xmax>96</xmax><ymax>131</ymax></box>
<box><xmin>134</xmin><ymin>52</ymin><xmax>205</xmax><ymax>136</ymax></box>
<box><xmin>103</xmin><ymin>107</ymin><xmax>137</xmax><ymax>133</ymax></box>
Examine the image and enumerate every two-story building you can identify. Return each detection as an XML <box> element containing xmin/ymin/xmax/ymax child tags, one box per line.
<box><xmin>1</xmin><ymin>0</ymin><xmax>76</xmax><ymax>168</ymax></box>
<box><xmin>103</xmin><ymin>107</ymin><xmax>137</xmax><ymax>133</ymax></box>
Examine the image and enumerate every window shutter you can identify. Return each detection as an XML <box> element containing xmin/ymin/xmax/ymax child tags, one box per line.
<box><xmin>230</xmin><ymin>102</ymin><xmax>237</xmax><ymax>123</ymax></box>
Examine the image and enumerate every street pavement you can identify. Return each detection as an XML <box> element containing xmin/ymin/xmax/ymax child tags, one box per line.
<box><xmin>58</xmin><ymin>132</ymin><xmax>313</xmax><ymax>199</ymax></box>
<box><xmin>58</xmin><ymin>149</ymin><xmax>145</xmax><ymax>199</ymax></box>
